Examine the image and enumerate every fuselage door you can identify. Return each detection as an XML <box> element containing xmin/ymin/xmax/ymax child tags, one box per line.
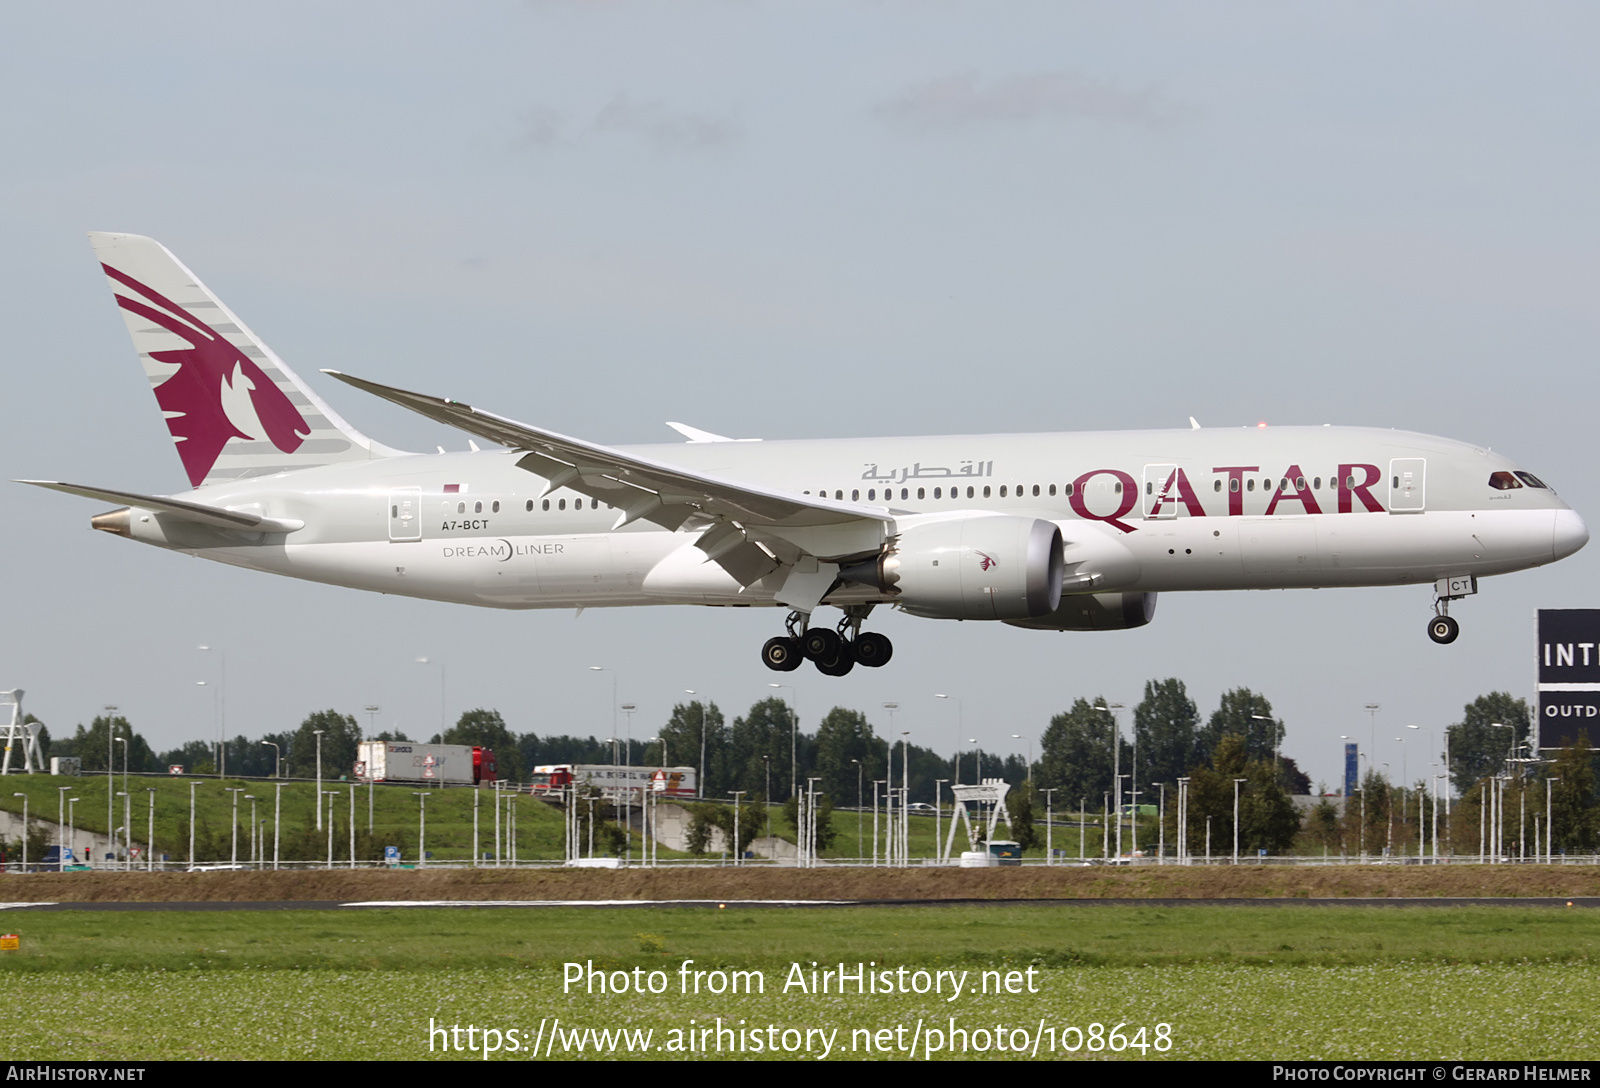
<box><xmin>1388</xmin><ymin>458</ymin><xmax>1426</xmax><ymax>514</ymax></box>
<box><xmin>1143</xmin><ymin>464</ymin><xmax>1180</xmax><ymax>520</ymax></box>
<box><xmin>389</xmin><ymin>487</ymin><xmax>422</xmax><ymax>542</ymax></box>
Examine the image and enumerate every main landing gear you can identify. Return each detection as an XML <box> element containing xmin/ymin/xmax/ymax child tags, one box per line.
<box><xmin>761</xmin><ymin>606</ymin><xmax>893</xmax><ymax>677</ymax></box>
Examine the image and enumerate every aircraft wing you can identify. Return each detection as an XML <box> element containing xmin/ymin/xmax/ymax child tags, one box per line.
<box><xmin>323</xmin><ymin>371</ymin><xmax>891</xmax><ymax>590</ymax></box>
<box><xmin>16</xmin><ymin>480</ymin><xmax>304</xmax><ymax>533</ymax></box>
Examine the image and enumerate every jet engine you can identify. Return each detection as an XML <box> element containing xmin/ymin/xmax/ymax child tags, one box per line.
<box><xmin>840</xmin><ymin>514</ymin><xmax>1064</xmax><ymax>620</ymax></box>
<box><xmin>1003</xmin><ymin>591</ymin><xmax>1158</xmax><ymax>631</ymax></box>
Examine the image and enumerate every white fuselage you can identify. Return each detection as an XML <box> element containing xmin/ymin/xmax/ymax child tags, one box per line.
<box><xmin>110</xmin><ymin>425</ymin><xmax>1585</xmax><ymax>614</ymax></box>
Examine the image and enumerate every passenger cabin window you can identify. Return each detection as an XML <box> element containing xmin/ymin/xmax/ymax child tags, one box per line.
<box><xmin>1488</xmin><ymin>471</ymin><xmax>1523</xmax><ymax>490</ymax></box>
<box><xmin>917</xmin><ymin>487</ymin><xmax>925</xmax><ymax>499</ymax></box>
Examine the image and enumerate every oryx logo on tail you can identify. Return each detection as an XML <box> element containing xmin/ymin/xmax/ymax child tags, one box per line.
<box><xmin>103</xmin><ymin>265</ymin><xmax>310</xmax><ymax>487</ymax></box>
<box><xmin>89</xmin><ymin>231</ymin><xmax>385</xmax><ymax>488</ymax></box>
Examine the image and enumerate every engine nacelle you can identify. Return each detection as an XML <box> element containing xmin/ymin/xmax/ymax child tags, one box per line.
<box><xmin>1003</xmin><ymin>591</ymin><xmax>1158</xmax><ymax>631</ymax></box>
<box><xmin>842</xmin><ymin>514</ymin><xmax>1064</xmax><ymax>620</ymax></box>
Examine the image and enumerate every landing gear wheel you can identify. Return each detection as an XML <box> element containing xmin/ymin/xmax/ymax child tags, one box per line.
<box><xmin>761</xmin><ymin>636</ymin><xmax>804</xmax><ymax>671</ymax></box>
<box><xmin>1428</xmin><ymin>616</ymin><xmax>1460</xmax><ymax>644</ymax></box>
<box><xmin>801</xmin><ymin>627</ymin><xmax>842</xmax><ymax>662</ymax></box>
<box><xmin>852</xmin><ymin>631</ymin><xmax>893</xmax><ymax>668</ymax></box>
<box><xmin>815</xmin><ymin>640</ymin><xmax>856</xmax><ymax>677</ymax></box>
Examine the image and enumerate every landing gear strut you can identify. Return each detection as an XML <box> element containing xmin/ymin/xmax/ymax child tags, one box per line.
<box><xmin>759</xmin><ymin>606</ymin><xmax>893</xmax><ymax>675</ymax></box>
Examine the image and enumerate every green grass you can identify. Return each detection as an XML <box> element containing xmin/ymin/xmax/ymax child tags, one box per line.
<box><xmin>2</xmin><ymin>775</ymin><xmax>1102</xmax><ymax>864</ymax></box>
<box><xmin>1</xmin><ymin>904</ymin><xmax>1597</xmax><ymax>1059</ymax></box>
<box><xmin>0</xmin><ymin>772</ymin><xmax>587</xmax><ymax>863</ymax></box>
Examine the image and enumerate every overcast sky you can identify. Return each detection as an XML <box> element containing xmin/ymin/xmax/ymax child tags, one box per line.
<box><xmin>3</xmin><ymin>2</ymin><xmax>1597</xmax><ymax>792</ymax></box>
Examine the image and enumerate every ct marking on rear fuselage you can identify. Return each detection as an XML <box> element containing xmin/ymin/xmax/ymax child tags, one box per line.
<box><xmin>18</xmin><ymin>232</ymin><xmax>1590</xmax><ymax>678</ymax></box>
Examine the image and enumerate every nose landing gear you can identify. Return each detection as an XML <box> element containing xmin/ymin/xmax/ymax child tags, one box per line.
<box><xmin>1427</xmin><ymin>576</ymin><xmax>1473</xmax><ymax>644</ymax></box>
<box><xmin>759</xmin><ymin>607</ymin><xmax>893</xmax><ymax>675</ymax></box>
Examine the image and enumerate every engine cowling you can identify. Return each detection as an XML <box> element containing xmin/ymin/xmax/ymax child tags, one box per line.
<box><xmin>1003</xmin><ymin>591</ymin><xmax>1158</xmax><ymax>631</ymax></box>
<box><xmin>841</xmin><ymin>514</ymin><xmax>1064</xmax><ymax>620</ymax></box>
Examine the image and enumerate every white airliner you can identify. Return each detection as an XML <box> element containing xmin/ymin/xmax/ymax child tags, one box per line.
<box><xmin>22</xmin><ymin>233</ymin><xmax>1589</xmax><ymax>676</ymax></box>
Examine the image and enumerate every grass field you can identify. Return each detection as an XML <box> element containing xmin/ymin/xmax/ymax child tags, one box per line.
<box><xmin>3</xmin><ymin>903</ymin><xmax>1597</xmax><ymax>1060</ymax></box>
<box><xmin>0</xmin><ymin>771</ymin><xmax>1094</xmax><ymax>865</ymax></box>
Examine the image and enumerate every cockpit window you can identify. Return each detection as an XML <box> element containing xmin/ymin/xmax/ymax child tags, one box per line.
<box><xmin>1488</xmin><ymin>471</ymin><xmax>1522</xmax><ymax>491</ymax></box>
<box><xmin>1515</xmin><ymin>472</ymin><xmax>1549</xmax><ymax>489</ymax></box>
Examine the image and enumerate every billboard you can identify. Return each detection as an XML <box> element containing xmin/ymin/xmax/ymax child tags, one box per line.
<box><xmin>1536</xmin><ymin>609</ymin><xmax>1600</xmax><ymax>749</ymax></box>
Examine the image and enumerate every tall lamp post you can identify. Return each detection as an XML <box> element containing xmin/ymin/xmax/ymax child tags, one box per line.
<box><xmin>199</xmin><ymin>645</ymin><xmax>228</xmax><ymax>775</ymax></box>
<box><xmin>145</xmin><ymin>788</ymin><xmax>157</xmax><ymax>871</ymax></box>
<box><xmin>114</xmin><ymin>735</ymin><xmax>129</xmax><ymax>868</ymax></box>
<box><xmin>934</xmin><ymin>693</ymin><xmax>962</xmax><ymax>784</ymax></box>
<box><xmin>684</xmin><ymin>689</ymin><xmax>707</xmax><ymax>798</ymax></box>
<box><xmin>103</xmin><ymin>705</ymin><xmax>118</xmax><ymax>868</ymax></box>
<box><xmin>769</xmin><ymin>683</ymin><xmax>798</xmax><ymax>799</ymax></box>
<box><xmin>1096</xmin><ymin>703</ymin><xmax>1125</xmax><ymax>859</ymax></box>
<box><xmin>313</xmin><ymin>729</ymin><xmax>326</xmax><ymax>829</ymax></box>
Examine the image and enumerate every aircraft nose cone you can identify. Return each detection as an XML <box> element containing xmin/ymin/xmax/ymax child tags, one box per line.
<box><xmin>1554</xmin><ymin>508</ymin><xmax>1589</xmax><ymax>560</ymax></box>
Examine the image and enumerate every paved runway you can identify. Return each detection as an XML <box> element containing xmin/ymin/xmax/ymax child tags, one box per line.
<box><xmin>3</xmin><ymin>896</ymin><xmax>1598</xmax><ymax>911</ymax></box>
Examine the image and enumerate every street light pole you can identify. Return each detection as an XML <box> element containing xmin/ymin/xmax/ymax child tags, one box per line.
<box><xmin>104</xmin><ymin>705</ymin><xmax>118</xmax><ymax>868</ymax></box>
<box><xmin>769</xmin><ymin>683</ymin><xmax>798</xmax><ymax>799</ymax></box>
<box><xmin>314</xmin><ymin>729</ymin><xmax>326</xmax><ymax>829</ymax></box>
<box><xmin>199</xmin><ymin>646</ymin><xmax>227</xmax><ymax>777</ymax></box>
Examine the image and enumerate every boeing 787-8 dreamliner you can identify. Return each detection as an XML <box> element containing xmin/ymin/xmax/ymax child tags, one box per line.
<box><xmin>21</xmin><ymin>233</ymin><xmax>1589</xmax><ymax>676</ymax></box>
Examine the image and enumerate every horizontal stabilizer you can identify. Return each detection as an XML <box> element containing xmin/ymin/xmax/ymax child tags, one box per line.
<box><xmin>16</xmin><ymin>480</ymin><xmax>303</xmax><ymax>533</ymax></box>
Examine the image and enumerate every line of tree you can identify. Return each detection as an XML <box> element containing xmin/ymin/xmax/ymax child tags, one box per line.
<box><xmin>28</xmin><ymin>702</ymin><xmax>1031</xmax><ymax>809</ymax></box>
<box><xmin>1036</xmin><ymin>680</ymin><xmax>1308</xmax><ymax>806</ymax></box>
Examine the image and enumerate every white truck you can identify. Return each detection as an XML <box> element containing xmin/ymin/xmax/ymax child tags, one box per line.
<box><xmin>355</xmin><ymin>741</ymin><xmax>496</xmax><ymax>785</ymax></box>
